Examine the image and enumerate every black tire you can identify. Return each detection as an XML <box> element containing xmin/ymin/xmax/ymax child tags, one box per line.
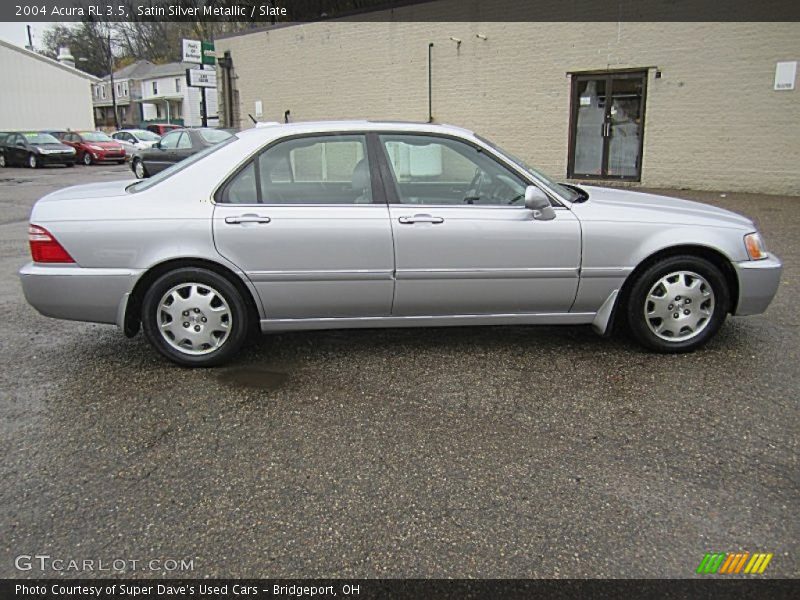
<box><xmin>141</xmin><ymin>268</ymin><xmax>250</xmax><ymax>367</ymax></box>
<box><xmin>133</xmin><ymin>158</ymin><xmax>148</xmax><ymax>178</ymax></box>
<box><xmin>626</xmin><ymin>255</ymin><xmax>729</xmax><ymax>353</ymax></box>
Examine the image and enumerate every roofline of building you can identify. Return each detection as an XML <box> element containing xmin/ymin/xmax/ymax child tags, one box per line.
<box><xmin>0</xmin><ymin>38</ymin><xmax>101</xmax><ymax>82</ymax></box>
<box><xmin>214</xmin><ymin>0</ymin><xmax>434</xmax><ymax>40</ymax></box>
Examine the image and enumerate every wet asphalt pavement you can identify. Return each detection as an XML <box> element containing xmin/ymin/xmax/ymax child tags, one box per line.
<box><xmin>0</xmin><ymin>164</ymin><xmax>797</xmax><ymax>578</ymax></box>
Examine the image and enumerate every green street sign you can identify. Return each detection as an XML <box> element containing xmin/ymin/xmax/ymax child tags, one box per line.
<box><xmin>202</xmin><ymin>40</ymin><xmax>216</xmax><ymax>65</ymax></box>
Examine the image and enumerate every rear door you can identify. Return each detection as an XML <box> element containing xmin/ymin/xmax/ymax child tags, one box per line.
<box><xmin>173</xmin><ymin>131</ymin><xmax>196</xmax><ymax>163</ymax></box>
<box><xmin>376</xmin><ymin>133</ymin><xmax>581</xmax><ymax>316</ymax></box>
<box><xmin>213</xmin><ymin>133</ymin><xmax>395</xmax><ymax>320</ymax></box>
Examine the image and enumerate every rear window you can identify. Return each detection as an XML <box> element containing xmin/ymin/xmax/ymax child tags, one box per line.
<box><xmin>199</xmin><ymin>129</ymin><xmax>233</xmax><ymax>144</ymax></box>
<box><xmin>128</xmin><ymin>136</ymin><xmax>237</xmax><ymax>193</ymax></box>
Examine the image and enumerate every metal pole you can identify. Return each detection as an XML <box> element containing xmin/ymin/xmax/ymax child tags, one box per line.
<box><xmin>427</xmin><ymin>42</ymin><xmax>434</xmax><ymax>123</ymax></box>
<box><xmin>201</xmin><ymin>87</ymin><xmax>208</xmax><ymax>127</ymax></box>
<box><xmin>108</xmin><ymin>32</ymin><xmax>119</xmax><ymax>129</ymax></box>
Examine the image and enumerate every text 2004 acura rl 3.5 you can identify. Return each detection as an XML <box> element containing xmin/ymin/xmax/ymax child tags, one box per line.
<box><xmin>19</xmin><ymin>121</ymin><xmax>782</xmax><ymax>367</ymax></box>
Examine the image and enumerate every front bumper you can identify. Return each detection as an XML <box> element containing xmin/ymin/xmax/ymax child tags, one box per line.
<box><xmin>733</xmin><ymin>254</ymin><xmax>783</xmax><ymax>316</ymax></box>
<box><xmin>92</xmin><ymin>150</ymin><xmax>126</xmax><ymax>162</ymax></box>
<box><xmin>38</xmin><ymin>153</ymin><xmax>76</xmax><ymax>165</ymax></box>
<box><xmin>19</xmin><ymin>263</ymin><xmax>140</xmax><ymax>325</ymax></box>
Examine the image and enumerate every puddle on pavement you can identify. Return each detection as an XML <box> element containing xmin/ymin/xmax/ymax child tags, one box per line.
<box><xmin>215</xmin><ymin>367</ymin><xmax>289</xmax><ymax>390</ymax></box>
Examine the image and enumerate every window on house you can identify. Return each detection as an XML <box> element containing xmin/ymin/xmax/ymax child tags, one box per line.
<box><xmin>152</xmin><ymin>81</ymin><xmax>158</xmax><ymax>95</ymax></box>
<box><xmin>175</xmin><ymin>78</ymin><xmax>181</xmax><ymax>93</ymax></box>
<box><xmin>116</xmin><ymin>83</ymin><xmax>121</xmax><ymax>95</ymax></box>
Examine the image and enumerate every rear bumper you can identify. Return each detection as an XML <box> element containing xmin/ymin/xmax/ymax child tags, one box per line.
<box><xmin>19</xmin><ymin>263</ymin><xmax>141</xmax><ymax>325</ymax></box>
<box><xmin>733</xmin><ymin>254</ymin><xmax>782</xmax><ymax>316</ymax></box>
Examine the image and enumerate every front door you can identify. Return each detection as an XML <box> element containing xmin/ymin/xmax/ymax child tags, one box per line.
<box><xmin>376</xmin><ymin>133</ymin><xmax>581</xmax><ymax>316</ymax></box>
<box><xmin>213</xmin><ymin>133</ymin><xmax>395</xmax><ymax>320</ymax></box>
<box><xmin>568</xmin><ymin>71</ymin><xmax>648</xmax><ymax>181</ymax></box>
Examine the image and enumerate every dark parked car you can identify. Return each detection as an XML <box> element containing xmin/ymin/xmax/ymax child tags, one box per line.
<box><xmin>131</xmin><ymin>127</ymin><xmax>234</xmax><ymax>178</ymax></box>
<box><xmin>0</xmin><ymin>132</ymin><xmax>76</xmax><ymax>168</ymax></box>
<box><xmin>59</xmin><ymin>131</ymin><xmax>126</xmax><ymax>166</ymax></box>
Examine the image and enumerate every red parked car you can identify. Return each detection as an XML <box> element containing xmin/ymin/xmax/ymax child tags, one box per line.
<box><xmin>59</xmin><ymin>131</ymin><xmax>127</xmax><ymax>166</ymax></box>
<box><xmin>145</xmin><ymin>123</ymin><xmax>182</xmax><ymax>136</ymax></box>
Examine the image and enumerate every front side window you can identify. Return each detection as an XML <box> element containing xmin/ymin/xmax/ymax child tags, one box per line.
<box><xmin>219</xmin><ymin>134</ymin><xmax>373</xmax><ymax>205</ymax></box>
<box><xmin>379</xmin><ymin>134</ymin><xmax>527</xmax><ymax>206</ymax></box>
<box><xmin>159</xmin><ymin>131</ymin><xmax>182</xmax><ymax>149</ymax></box>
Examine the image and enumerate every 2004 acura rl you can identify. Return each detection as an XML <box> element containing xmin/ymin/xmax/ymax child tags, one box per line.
<box><xmin>19</xmin><ymin>122</ymin><xmax>782</xmax><ymax>367</ymax></box>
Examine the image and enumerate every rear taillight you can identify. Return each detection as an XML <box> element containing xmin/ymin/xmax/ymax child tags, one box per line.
<box><xmin>28</xmin><ymin>224</ymin><xmax>75</xmax><ymax>263</ymax></box>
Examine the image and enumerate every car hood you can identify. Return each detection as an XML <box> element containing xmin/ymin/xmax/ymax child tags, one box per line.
<box><xmin>85</xmin><ymin>141</ymin><xmax>123</xmax><ymax>149</ymax></box>
<box><xmin>36</xmin><ymin>179</ymin><xmax>135</xmax><ymax>202</ymax></box>
<box><xmin>574</xmin><ymin>185</ymin><xmax>755</xmax><ymax>229</ymax></box>
<box><xmin>33</xmin><ymin>143</ymin><xmax>73</xmax><ymax>151</ymax></box>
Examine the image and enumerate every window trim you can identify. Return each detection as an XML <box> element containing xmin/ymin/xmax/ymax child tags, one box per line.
<box><xmin>214</xmin><ymin>132</ymin><xmax>386</xmax><ymax>207</ymax></box>
<box><xmin>372</xmin><ymin>131</ymin><xmax>562</xmax><ymax>209</ymax></box>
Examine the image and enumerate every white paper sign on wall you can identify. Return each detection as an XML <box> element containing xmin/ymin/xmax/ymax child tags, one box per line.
<box><xmin>255</xmin><ymin>100</ymin><xmax>263</xmax><ymax>118</ymax></box>
<box><xmin>183</xmin><ymin>39</ymin><xmax>202</xmax><ymax>64</ymax></box>
<box><xmin>774</xmin><ymin>61</ymin><xmax>797</xmax><ymax>91</ymax></box>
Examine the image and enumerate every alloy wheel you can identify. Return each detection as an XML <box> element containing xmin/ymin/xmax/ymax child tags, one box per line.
<box><xmin>0</xmin><ymin>154</ymin><xmax>6</xmax><ymax>167</ymax></box>
<box><xmin>644</xmin><ymin>270</ymin><xmax>715</xmax><ymax>342</ymax></box>
<box><xmin>157</xmin><ymin>283</ymin><xmax>232</xmax><ymax>355</ymax></box>
<box><xmin>134</xmin><ymin>160</ymin><xmax>145</xmax><ymax>178</ymax></box>
<box><xmin>83</xmin><ymin>153</ymin><xmax>92</xmax><ymax>166</ymax></box>
<box><xmin>28</xmin><ymin>154</ymin><xmax>37</xmax><ymax>168</ymax></box>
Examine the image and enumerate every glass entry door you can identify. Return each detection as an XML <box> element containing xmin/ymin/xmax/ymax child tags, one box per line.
<box><xmin>568</xmin><ymin>71</ymin><xmax>647</xmax><ymax>181</ymax></box>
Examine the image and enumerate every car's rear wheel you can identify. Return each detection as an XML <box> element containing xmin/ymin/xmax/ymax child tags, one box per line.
<box><xmin>28</xmin><ymin>153</ymin><xmax>38</xmax><ymax>168</ymax></box>
<box><xmin>626</xmin><ymin>255</ymin><xmax>729</xmax><ymax>353</ymax></box>
<box><xmin>141</xmin><ymin>268</ymin><xmax>249</xmax><ymax>367</ymax></box>
<box><xmin>133</xmin><ymin>159</ymin><xmax>147</xmax><ymax>178</ymax></box>
<box><xmin>82</xmin><ymin>152</ymin><xmax>93</xmax><ymax>166</ymax></box>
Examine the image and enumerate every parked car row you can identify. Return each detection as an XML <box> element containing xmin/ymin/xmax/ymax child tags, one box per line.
<box><xmin>1</xmin><ymin>125</ymin><xmax>233</xmax><ymax>172</ymax></box>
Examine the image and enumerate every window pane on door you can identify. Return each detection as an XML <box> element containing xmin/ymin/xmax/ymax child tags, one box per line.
<box><xmin>380</xmin><ymin>135</ymin><xmax>526</xmax><ymax>206</ymax></box>
<box><xmin>573</xmin><ymin>78</ymin><xmax>606</xmax><ymax>176</ymax></box>
<box><xmin>607</xmin><ymin>78</ymin><xmax>643</xmax><ymax>178</ymax></box>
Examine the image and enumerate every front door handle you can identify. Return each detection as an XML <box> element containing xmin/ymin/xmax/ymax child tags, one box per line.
<box><xmin>225</xmin><ymin>215</ymin><xmax>271</xmax><ymax>225</ymax></box>
<box><xmin>398</xmin><ymin>214</ymin><xmax>444</xmax><ymax>225</ymax></box>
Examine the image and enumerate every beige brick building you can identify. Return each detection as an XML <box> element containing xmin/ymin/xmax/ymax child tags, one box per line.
<box><xmin>215</xmin><ymin>2</ymin><xmax>799</xmax><ymax>195</ymax></box>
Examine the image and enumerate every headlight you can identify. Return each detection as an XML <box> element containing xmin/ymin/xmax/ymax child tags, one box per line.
<box><xmin>66</xmin><ymin>148</ymin><xmax>76</xmax><ymax>154</ymax></box>
<box><xmin>744</xmin><ymin>232</ymin><xmax>768</xmax><ymax>260</ymax></box>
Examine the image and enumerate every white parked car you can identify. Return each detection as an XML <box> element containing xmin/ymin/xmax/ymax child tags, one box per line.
<box><xmin>111</xmin><ymin>129</ymin><xmax>162</xmax><ymax>156</ymax></box>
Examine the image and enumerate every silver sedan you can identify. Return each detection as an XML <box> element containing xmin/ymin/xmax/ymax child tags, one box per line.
<box><xmin>19</xmin><ymin>121</ymin><xmax>782</xmax><ymax>366</ymax></box>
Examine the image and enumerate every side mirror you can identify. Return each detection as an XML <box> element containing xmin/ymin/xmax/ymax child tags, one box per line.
<box><xmin>153</xmin><ymin>141</ymin><xmax>161</xmax><ymax>149</ymax></box>
<box><xmin>524</xmin><ymin>185</ymin><xmax>556</xmax><ymax>221</ymax></box>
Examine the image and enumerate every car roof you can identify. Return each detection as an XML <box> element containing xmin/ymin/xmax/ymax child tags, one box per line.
<box><xmin>237</xmin><ymin>120</ymin><xmax>475</xmax><ymax>140</ymax></box>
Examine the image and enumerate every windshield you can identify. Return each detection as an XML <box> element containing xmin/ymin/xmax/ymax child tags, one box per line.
<box><xmin>476</xmin><ymin>135</ymin><xmax>583</xmax><ymax>203</ymax></box>
<box><xmin>81</xmin><ymin>131</ymin><xmax>113</xmax><ymax>142</ymax></box>
<box><xmin>128</xmin><ymin>136</ymin><xmax>237</xmax><ymax>193</ymax></box>
<box><xmin>130</xmin><ymin>129</ymin><xmax>160</xmax><ymax>141</ymax></box>
<box><xmin>199</xmin><ymin>128</ymin><xmax>234</xmax><ymax>144</ymax></box>
<box><xmin>24</xmin><ymin>133</ymin><xmax>60</xmax><ymax>144</ymax></box>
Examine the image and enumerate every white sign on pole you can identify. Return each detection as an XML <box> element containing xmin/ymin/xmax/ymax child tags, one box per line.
<box><xmin>186</xmin><ymin>68</ymin><xmax>217</xmax><ymax>88</ymax></box>
<box><xmin>182</xmin><ymin>39</ymin><xmax>202</xmax><ymax>64</ymax></box>
<box><xmin>774</xmin><ymin>61</ymin><xmax>797</xmax><ymax>91</ymax></box>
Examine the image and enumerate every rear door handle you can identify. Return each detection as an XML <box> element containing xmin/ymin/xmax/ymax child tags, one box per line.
<box><xmin>398</xmin><ymin>214</ymin><xmax>444</xmax><ymax>225</ymax></box>
<box><xmin>225</xmin><ymin>215</ymin><xmax>271</xmax><ymax>224</ymax></box>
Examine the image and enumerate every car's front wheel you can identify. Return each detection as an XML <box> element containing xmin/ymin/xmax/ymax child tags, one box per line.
<box><xmin>82</xmin><ymin>152</ymin><xmax>93</xmax><ymax>166</ymax></box>
<box><xmin>626</xmin><ymin>255</ymin><xmax>729</xmax><ymax>353</ymax></box>
<box><xmin>141</xmin><ymin>268</ymin><xmax>250</xmax><ymax>367</ymax></box>
<box><xmin>28</xmin><ymin>153</ymin><xmax>39</xmax><ymax>168</ymax></box>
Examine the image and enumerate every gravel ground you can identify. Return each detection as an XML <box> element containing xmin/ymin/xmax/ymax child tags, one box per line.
<box><xmin>0</xmin><ymin>164</ymin><xmax>797</xmax><ymax>578</ymax></box>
